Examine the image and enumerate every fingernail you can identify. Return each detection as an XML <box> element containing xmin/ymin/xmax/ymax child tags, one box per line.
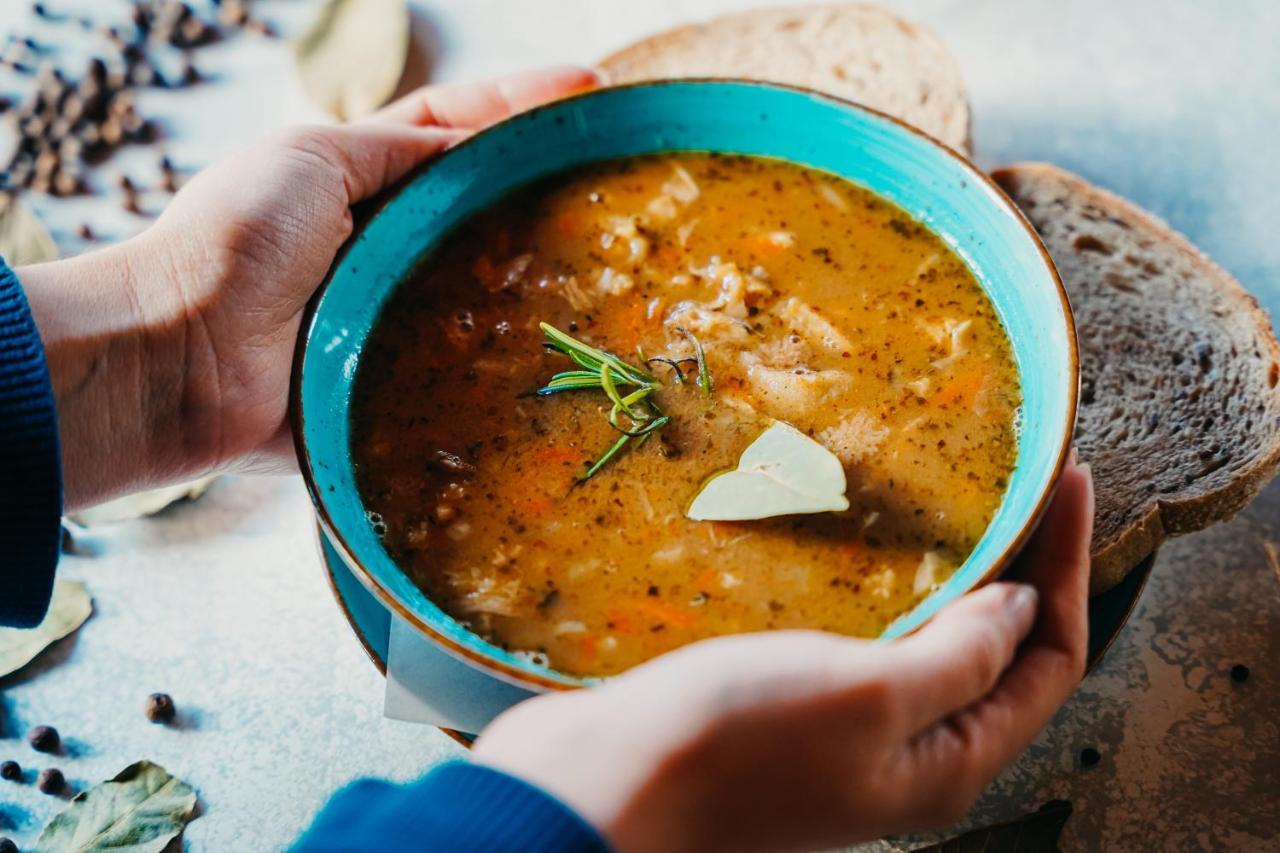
<box><xmin>589</xmin><ymin>65</ymin><xmax>612</xmax><ymax>86</ymax></box>
<box><xmin>1008</xmin><ymin>585</ymin><xmax>1038</xmax><ymax>621</ymax></box>
<box><xmin>1068</xmin><ymin>446</ymin><xmax>1079</xmax><ymax>465</ymax></box>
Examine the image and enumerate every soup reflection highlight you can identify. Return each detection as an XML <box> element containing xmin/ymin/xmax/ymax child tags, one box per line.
<box><xmin>351</xmin><ymin>154</ymin><xmax>1020</xmax><ymax>677</ymax></box>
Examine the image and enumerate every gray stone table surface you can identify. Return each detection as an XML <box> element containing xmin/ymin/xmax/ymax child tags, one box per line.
<box><xmin>1</xmin><ymin>1</ymin><xmax>1277</xmax><ymax>850</ymax></box>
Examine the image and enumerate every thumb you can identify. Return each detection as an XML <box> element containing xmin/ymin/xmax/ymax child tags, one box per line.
<box><xmin>365</xmin><ymin>65</ymin><xmax>603</xmax><ymax>129</ymax></box>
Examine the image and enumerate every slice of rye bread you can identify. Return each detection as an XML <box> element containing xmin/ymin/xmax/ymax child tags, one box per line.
<box><xmin>992</xmin><ymin>163</ymin><xmax>1280</xmax><ymax>594</ymax></box>
<box><xmin>599</xmin><ymin>4</ymin><xmax>971</xmax><ymax>154</ymax></box>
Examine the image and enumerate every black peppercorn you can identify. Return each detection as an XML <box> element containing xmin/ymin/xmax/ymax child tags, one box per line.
<box><xmin>27</xmin><ymin>725</ymin><xmax>59</xmax><ymax>753</ymax></box>
<box><xmin>100</xmin><ymin>117</ymin><xmax>124</xmax><ymax>146</ymax></box>
<box><xmin>0</xmin><ymin>760</ymin><xmax>20</xmax><ymax>781</ymax></box>
<box><xmin>0</xmin><ymin>836</ymin><xmax>18</xmax><ymax>853</ymax></box>
<box><xmin>219</xmin><ymin>0</ymin><xmax>249</xmax><ymax>27</ymax></box>
<box><xmin>145</xmin><ymin>692</ymin><xmax>177</xmax><ymax>724</ymax></box>
<box><xmin>128</xmin><ymin>62</ymin><xmax>156</xmax><ymax>87</ymax></box>
<box><xmin>245</xmin><ymin>17</ymin><xmax>276</xmax><ymax>38</ymax></box>
<box><xmin>159</xmin><ymin>155</ymin><xmax>178</xmax><ymax>192</ymax></box>
<box><xmin>52</xmin><ymin>168</ymin><xmax>83</xmax><ymax>197</ymax></box>
<box><xmin>1080</xmin><ymin>747</ymin><xmax>1101</xmax><ymax>768</ymax></box>
<box><xmin>86</xmin><ymin>57</ymin><xmax>107</xmax><ymax>84</ymax></box>
<box><xmin>131</xmin><ymin>4</ymin><xmax>150</xmax><ymax>35</ymax></box>
<box><xmin>76</xmin><ymin>223</ymin><xmax>94</xmax><ymax>240</ymax></box>
<box><xmin>1230</xmin><ymin>664</ymin><xmax>1249</xmax><ymax>683</ymax></box>
<box><xmin>37</xmin><ymin>767</ymin><xmax>64</xmax><ymax>794</ymax></box>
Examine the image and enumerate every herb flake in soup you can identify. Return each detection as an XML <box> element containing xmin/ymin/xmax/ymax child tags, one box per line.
<box><xmin>350</xmin><ymin>153</ymin><xmax>1020</xmax><ymax>678</ymax></box>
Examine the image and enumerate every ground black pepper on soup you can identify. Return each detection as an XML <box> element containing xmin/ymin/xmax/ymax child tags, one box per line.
<box><xmin>350</xmin><ymin>153</ymin><xmax>1020</xmax><ymax>678</ymax></box>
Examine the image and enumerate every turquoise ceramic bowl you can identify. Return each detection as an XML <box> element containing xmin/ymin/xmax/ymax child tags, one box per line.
<box><xmin>293</xmin><ymin>80</ymin><xmax>1078</xmax><ymax>694</ymax></box>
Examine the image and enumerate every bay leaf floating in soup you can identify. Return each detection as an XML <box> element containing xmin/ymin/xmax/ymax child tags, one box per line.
<box><xmin>351</xmin><ymin>153</ymin><xmax>1020</xmax><ymax>678</ymax></box>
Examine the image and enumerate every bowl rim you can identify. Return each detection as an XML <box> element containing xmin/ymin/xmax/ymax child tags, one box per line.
<box><xmin>289</xmin><ymin>77</ymin><xmax>1080</xmax><ymax>692</ymax></box>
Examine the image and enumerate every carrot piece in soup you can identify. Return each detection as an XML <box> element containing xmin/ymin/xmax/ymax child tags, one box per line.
<box><xmin>934</xmin><ymin>368</ymin><xmax>989</xmax><ymax>410</ymax></box>
<box><xmin>557</xmin><ymin>212</ymin><xmax>580</xmax><ymax>236</ymax></box>
<box><xmin>631</xmin><ymin>598</ymin><xmax>699</xmax><ymax>629</ymax></box>
<box><xmin>534</xmin><ymin>445</ymin><xmax>584</xmax><ymax>467</ymax></box>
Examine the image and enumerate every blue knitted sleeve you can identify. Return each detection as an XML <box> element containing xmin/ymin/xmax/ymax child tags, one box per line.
<box><xmin>0</xmin><ymin>258</ymin><xmax>62</xmax><ymax>627</ymax></box>
<box><xmin>293</xmin><ymin>761</ymin><xmax>611</xmax><ymax>852</ymax></box>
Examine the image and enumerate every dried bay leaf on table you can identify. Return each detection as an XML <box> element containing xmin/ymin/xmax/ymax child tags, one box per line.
<box><xmin>35</xmin><ymin>760</ymin><xmax>199</xmax><ymax>853</ymax></box>
<box><xmin>0</xmin><ymin>195</ymin><xmax>59</xmax><ymax>266</ymax></box>
<box><xmin>911</xmin><ymin>800</ymin><xmax>1073</xmax><ymax>852</ymax></box>
<box><xmin>0</xmin><ymin>580</ymin><xmax>91</xmax><ymax>679</ymax></box>
<box><xmin>69</xmin><ymin>476</ymin><xmax>217</xmax><ymax>526</ymax></box>
<box><xmin>294</xmin><ymin>0</ymin><xmax>410</xmax><ymax>120</ymax></box>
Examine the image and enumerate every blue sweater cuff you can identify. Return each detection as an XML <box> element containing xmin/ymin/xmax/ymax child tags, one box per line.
<box><xmin>293</xmin><ymin>761</ymin><xmax>610</xmax><ymax>852</ymax></box>
<box><xmin>0</xmin><ymin>257</ymin><xmax>62</xmax><ymax>627</ymax></box>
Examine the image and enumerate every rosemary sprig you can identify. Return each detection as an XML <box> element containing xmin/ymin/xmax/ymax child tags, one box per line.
<box><xmin>540</xmin><ymin>323</ymin><xmax>655</xmax><ymax>386</ymax></box>
<box><xmin>680</xmin><ymin>327</ymin><xmax>714</xmax><ymax>397</ymax></box>
<box><xmin>581</xmin><ymin>434</ymin><xmax>631</xmax><ymax>480</ymax></box>
<box><xmin>534</xmin><ymin>322</ymin><xmax>706</xmax><ymax>480</ymax></box>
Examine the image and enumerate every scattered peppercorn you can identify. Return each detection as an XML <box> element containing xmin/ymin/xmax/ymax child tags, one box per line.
<box><xmin>244</xmin><ymin>17</ymin><xmax>276</xmax><ymax>37</ymax></box>
<box><xmin>145</xmin><ymin>692</ymin><xmax>177</xmax><ymax>724</ymax></box>
<box><xmin>27</xmin><ymin>725</ymin><xmax>59</xmax><ymax>753</ymax></box>
<box><xmin>219</xmin><ymin>0</ymin><xmax>249</xmax><ymax>27</ymax></box>
<box><xmin>76</xmin><ymin>223</ymin><xmax>94</xmax><ymax>240</ymax></box>
<box><xmin>0</xmin><ymin>760</ymin><xmax>20</xmax><ymax>781</ymax></box>
<box><xmin>37</xmin><ymin>767</ymin><xmax>65</xmax><ymax>794</ymax></box>
<box><xmin>1080</xmin><ymin>747</ymin><xmax>1101</xmax><ymax>768</ymax></box>
<box><xmin>0</xmin><ymin>836</ymin><xmax>18</xmax><ymax>853</ymax></box>
<box><xmin>118</xmin><ymin>173</ymin><xmax>141</xmax><ymax>213</ymax></box>
<box><xmin>159</xmin><ymin>154</ymin><xmax>177</xmax><ymax>191</ymax></box>
<box><xmin>1230</xmin><ymin>664</ymin><xmax>1249</xmax><ymax>683</ymax></box>
<box><xmin>3</xmin><ymin>1</ymin><xmax>250</xmax><ymax>208</ymax></box>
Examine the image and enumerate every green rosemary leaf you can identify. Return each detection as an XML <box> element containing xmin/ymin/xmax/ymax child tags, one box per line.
<box><xmin>540</xmin><ymin>322</ymin><xmax>654</xmax><ymax>385</ymax></box>
<box><xmin>644</xmin><ymin>355</ymin><xmax>698</xmax><ymax>384</ymax></box>
<box><xmin>599</xmin><ymin>361</ymin><xmax>633</xmax><ymax>416</ymax></box>
<box><xmin>608</xmin><ymin>399</ymin><xmax>660</xmax><ymax>435</ymax></box>
<box><xmin>683</xmin><ymin>329</ymin><xmax>714</xmax><ymax>398</ymax></box>
<box><xmin>537</xmin><ymin>323</ymin><xmax>694</xmax><ymax>480</ymax></box>
<box><xmin>538</xmin><ymin>371</ymin><xmax>604</xmax><ymax>395</ymax></box>
<box><xmin>581</xmin><ymin>433</ymin><xmax>631</xmax><ymax>480</ymax></box>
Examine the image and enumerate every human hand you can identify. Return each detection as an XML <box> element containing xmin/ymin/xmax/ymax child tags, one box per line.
<box><xmin>20</xmin><ymin>66</ymin><xmax>599</xmax><ymax>509</ymax></box>
<box><xmin>474</xmin><ymin>459</ymin><xmax>1094</xmax><ymax>853</ymax></box>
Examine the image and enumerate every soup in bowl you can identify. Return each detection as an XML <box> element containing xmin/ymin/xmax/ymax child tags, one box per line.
<box><xmin>293</xmin><ymin>81</ymin><xmax>1076</xmax><ymax>690</ymax></box>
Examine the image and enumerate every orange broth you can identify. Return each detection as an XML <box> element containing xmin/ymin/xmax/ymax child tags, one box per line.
<box><xmin>351</xmin><ymin>153</ymin><xmax>1020</xmax><ymax>677</ymax></box>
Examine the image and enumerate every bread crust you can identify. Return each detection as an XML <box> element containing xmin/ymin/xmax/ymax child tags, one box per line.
<box><xmin>599</xmin><ymin>4</ymin><xmax>972</xmax><ymax>154</ymax></box>
<box><xmin>993</xmin><ymin>162</ymin><xmax>1280</xmax><ymax>594</ymax></box>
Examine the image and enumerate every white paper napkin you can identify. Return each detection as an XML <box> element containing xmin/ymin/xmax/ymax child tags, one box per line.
<box><xmin>384</xmin><ymin>616</ymin><xmax>541</xmax><ymax>735</ymax></box>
